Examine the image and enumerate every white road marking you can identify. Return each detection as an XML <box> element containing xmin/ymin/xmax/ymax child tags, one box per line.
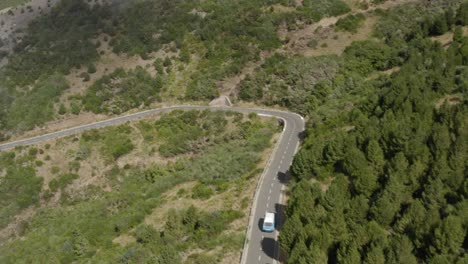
<box><xmin>258</xmin><ymin>255</ymin><xmax>261</xmax><ymax>261</ymax></box>
<box><xmin>268</xmin><ymin>196</ymin><xmax>270</xmax><ymax>201</ymax></box>
<box><xmin>269</xmin><ymin>189</ymin><xmax>272</xmax><ymax>194</ymax></box>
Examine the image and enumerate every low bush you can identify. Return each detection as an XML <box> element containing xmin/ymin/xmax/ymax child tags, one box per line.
<box><xmin>0</xmin><ymin>166</ymin><xmax>43</xmax><ymax>228</ymax></box>
<box><xmin>5</xmin><ymin>74</ymin><xmax>69</xmax><ymax>132</ymax></box>
<box><xmin>192</xmin><ymin>183</ymin><xmax>214</xmax><ymax>200</ymax></box>
<box><xmin>335</xmin><ymin>13</ymin><xmax>366</xmax><ymax>33</ymax></box>
<box><xmin>83</xmin><ymin>67</ymin><xmax>162</xmax><ymax>114</ymax></box>
<box><xmin>49</xmin><ymin>173</ymin><xmax>79</xmax><ymax>192</ymax></box>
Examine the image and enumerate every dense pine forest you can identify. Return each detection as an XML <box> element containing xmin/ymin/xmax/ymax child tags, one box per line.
<box><xmin>279</xmin><ymin>2</ymin><xmax>468</xmax><ymax>263</ymax></box>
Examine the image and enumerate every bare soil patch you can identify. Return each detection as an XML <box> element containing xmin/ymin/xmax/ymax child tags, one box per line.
<box><xmin>431</xmin><ymin>26</ymin><xmax>468</xmax><ymax>47</ymax></box>
<box><xmin>435</xmin><ymin>94</ymin><xmax>463</xmax><ymax>110</ymax></box>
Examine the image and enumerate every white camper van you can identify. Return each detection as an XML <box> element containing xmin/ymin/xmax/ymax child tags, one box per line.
<box><xmin>262</xmin><ymin>212</ymin><xmax>275</xmax><ymax>232</ymax></box>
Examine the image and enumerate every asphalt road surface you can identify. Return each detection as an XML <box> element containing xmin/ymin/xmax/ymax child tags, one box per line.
<box><xmin>0</xmin><ymin>105</ymin><xmax>305</xmax><ymax>264</ymax></box>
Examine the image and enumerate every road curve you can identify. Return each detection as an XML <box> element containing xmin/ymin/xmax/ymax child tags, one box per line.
<box><xmin>0</xmin><ymin>105</ymin><xmax>305</xmax><ymax>264</ymax></box>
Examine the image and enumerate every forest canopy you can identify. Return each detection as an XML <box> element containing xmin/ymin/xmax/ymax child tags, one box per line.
<box><xmin>279</xmin><ymin>2</ymin><xmax>468</xmax><ymax>263</ymax></box>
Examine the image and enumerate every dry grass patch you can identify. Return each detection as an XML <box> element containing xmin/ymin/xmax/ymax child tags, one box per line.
<box><xmin>112</xmin><ymin>233</ymin><xmax>136</xmax><ymax>247</ymax></box>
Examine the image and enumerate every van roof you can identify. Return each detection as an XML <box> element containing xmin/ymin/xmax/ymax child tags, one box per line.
<box><xmin>264</xmin><ymin>212</ymin><xmax>275</xmax><ymax>222</ymax></box>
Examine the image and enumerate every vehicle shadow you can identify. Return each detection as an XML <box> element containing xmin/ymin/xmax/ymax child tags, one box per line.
<box><xmin>262</xmin><ymin>237</ymin><xmax>280</xmax><ymax>260</ymax></box>
<box><xmin>257</xmin><ymin>217</ymin><xmax>264</xmax><ymax>231</ymax></box>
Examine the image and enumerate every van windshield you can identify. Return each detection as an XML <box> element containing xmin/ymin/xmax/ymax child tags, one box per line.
<box><xmin>264</xmin><ymin>222</ymin><xmax>273</xmax><ymax>227</ymax></box>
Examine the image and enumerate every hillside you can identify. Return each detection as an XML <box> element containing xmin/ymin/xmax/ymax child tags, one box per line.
<box><xmin>0</xmin><ymin>110</ymin><xmax>280</xmax><ymax>263</ymax></box>
<box><xmin>0</xmin><ymin>0</ymin><xmax>466</xmax><ymax>263</ymax></box>
<box><xmin>0</xmin><ymin>0</ymin><xmax>393</xmax><ymax>140</ymax></box>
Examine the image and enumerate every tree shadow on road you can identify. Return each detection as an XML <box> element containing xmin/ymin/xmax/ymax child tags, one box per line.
<box><xmin>277</xmin><ymin>170</ymin><xmax>291</xmax><ymax>184</ymax></box>
<box><xmin>274</xmin><ymin>203</ymin><xmax>287</xmax><ymax>231</ymax></box>
<box><xmin>298</xmin><ymin>130</ymin><xmax>306</xmax><ymax>141</ymax></box>
<box><xmin>262</xmin><ymin>237</ymin><xmax>280</xmax><ymax>261</ymax></box>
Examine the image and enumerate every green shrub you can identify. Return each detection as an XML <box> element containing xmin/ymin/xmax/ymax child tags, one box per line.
<box><xmin>154</xmin><ymin>110</ymin><xmax>226</xmax><ymax>157</ymax></box>
<box><xmin>51</xmin><ymin>166</ymin><xmax>60</xmax><ymax>174</ymax></box>
<box><xmin>307</xmin><ymin>39</ymin><xmax>319</xmax><ymax>48</ymax></box>
<box><xmin>87</xmin><ymin>63</ymin><xmax>97</xmax><ymax>74</ymax></box>
<box><xmin>49</xmin><ymin>173</ymin><xmax>79</xmax><ymax>192</ymax></box>
<box><xmin>5</xmin><ymin>74</ymin><xmax>69</xmax><ymax>131</ymax></box>
<box><xmin>154</xmin><ymin>58</ymin><xmax>164</xmax><ymax>74</ymax></box>
<box><xmin>83</xmin><ymin>67</ymin><xmax>162</xmax><ymax>114</ymax></box>
<box><xmin>70</xmin><ymin>101</ymin><xmax>81</xmax><ymax>115</ymax></box>
<box><xmin>68</xmin><ymin>160</ymin><xmax>81</xmax><ymax>172</ymax></box>
<box><xmin>239</xmin><ymin>55</ymin><xmax>340</xmax><ymax>114</ymax></box>
<box><xmin>185</xmin><ymin>78</ymin><xmax>219</xmax><ymax>101</ymax></box>
<box><xmin>0</xmin><ymin>167</ymin><xmax>43</xmax><ymax>228</ymax></box>
<box><xmin>84</xmin><ymin>126</ymin><xmax>135</xmax><ymax>160</ymax></box>
<box><xmin>299</xmin><ymin>0</ymin><xmax>350</xmax><ymax>22</ymax></box>
<box><xmin>163</xmin><ymin>57</ymin><xmax>172</xmax><ymax>67</ymax></box>
<box><xmin>343</xmin><ymin>40</ymin><xmax>394</xmax><ymax>74</ymax></box>
<box><xmin>192</xmin><ymin>183</ymin><xmax>214</xmax><ymax>200</ymax></box>
<box><xmin>58</xmin><ymin>104</ymin><xmax>67</xmax><ymax>115</ymax></box>
<box><xmin>28</xmin><ymin>147</ymin><xmax>38</xmax><ymax>156</ymax></box>
<box><xmin>134</xmin><ymin>224</ymin><xmax>158</xmax><ymax>244</ymax></box>
<box><xmin>335</xmin><ymin>13</ymin><xmax>366</xmax><ymax>33</ymax></box>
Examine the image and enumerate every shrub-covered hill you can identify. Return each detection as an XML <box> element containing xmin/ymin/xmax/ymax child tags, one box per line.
<box><xmin>0</xmin><ymin>110</ymin><xmax>280</xmax><ymax>263</ymax></box>
<box><xmin>0</xmin><ymin>0</ymin><xmax>351</xmax><ymax>138</ymax></box>
<box><xmin>277</xmin><ymin>2</ymin><xmax>468</xmax><ymax>263</ymax></box>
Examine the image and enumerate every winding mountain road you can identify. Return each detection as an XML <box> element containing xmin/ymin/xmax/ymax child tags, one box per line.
<box><xmin>0</xmin><ymin>105</ymin><xmax>305</xmax><ymax>264</ymax></box>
